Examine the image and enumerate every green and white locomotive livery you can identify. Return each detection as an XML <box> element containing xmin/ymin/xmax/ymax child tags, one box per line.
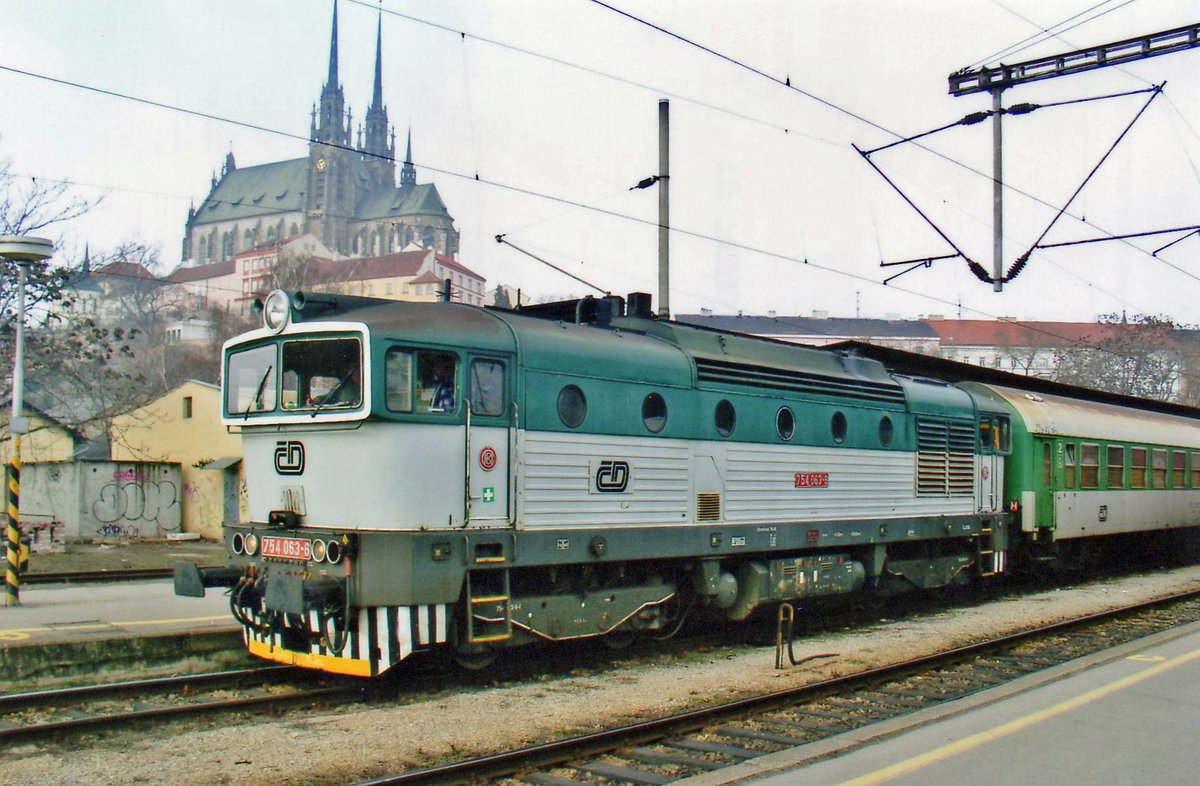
<box><xmin>176</xmin><ymin>291</ymin><xmax>1198</xmax><ymax>676</ymax></box>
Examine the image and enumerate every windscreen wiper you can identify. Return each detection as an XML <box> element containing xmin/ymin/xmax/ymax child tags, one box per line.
<box><xmin>246</xmin><ymin>364</ymin><xmax>273</xmax><ymax>420</ymax></box>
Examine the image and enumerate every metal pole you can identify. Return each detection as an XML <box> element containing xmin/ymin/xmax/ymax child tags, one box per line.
<box><xmin>6</xmin><ymin>436</ymin><xmax>19</xmax><ymax>605</ymax></box>
<box><xmin>6</xmin><ymin>262</ymin><xmax>27</xmax><ymax>605</ymax></box>
<box><xmin>992</xmin><ymin>88</ymin><xmax>1004</xmax><ymax>293</ymax></box>
<box><xmin>657</xmin><ymin>99</ymin><xmax>670</xmax><ymax>319</ymax></box>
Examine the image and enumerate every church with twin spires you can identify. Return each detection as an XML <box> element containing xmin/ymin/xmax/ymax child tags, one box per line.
<box><xmin>180</xmin><ymin>1</ymin><xmax>459</xmax><ymax>266</ymax></box>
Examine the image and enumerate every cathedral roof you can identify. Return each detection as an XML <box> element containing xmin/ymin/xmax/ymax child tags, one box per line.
<box><xmin>191</xmin><ymin>158</ymin><xmax>309</xmax><ymax>226</ymax></box>
<box><xmin>354</xmin><ymin>183</ymin><xmax>452</xmax><ymax>222</ymax></box>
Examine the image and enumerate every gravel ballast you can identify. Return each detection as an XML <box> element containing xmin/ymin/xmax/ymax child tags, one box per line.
<box><xmin>8</xmin><ymin>565</ymin><xmax>1200</xmax><ymax>785</ymax></box>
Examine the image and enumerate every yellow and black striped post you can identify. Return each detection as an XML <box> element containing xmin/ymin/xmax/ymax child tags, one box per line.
<box><xmin>5</xmin><ymin>435</ymin><xmax>20</xmax><ymax>606</ymax></box>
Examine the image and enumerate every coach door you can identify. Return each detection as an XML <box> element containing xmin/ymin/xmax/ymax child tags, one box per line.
<box><xmin>465</xmin><ymin>355</ymin><xmax>513</xmax><ymax>527</ymax></box>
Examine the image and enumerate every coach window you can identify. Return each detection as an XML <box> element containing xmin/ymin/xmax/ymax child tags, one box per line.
<box><xmin>1063</xmin><ymin>443</ymin><xmax>1076</xmax><ymax>489</ymax></box>
<box><xmin>1173</xmin><ymin>451</ymin><xmax>1186</xmax><ymax>488</ymax></box>
<box><xmin>642</xmin><ymin>393</ymin><xmax>668</xmax><ymax>433</ymax></box>
<box><xmin>1106</xmin><ymin>445</ymin><xmax>1125</xmax><ymax>488</ymax></box>
<box><xmin>777</xmin><ymin>407</ymin><xmax>795</xmax><ymax>441</ymax></box>
<box><xmin>1042</xmin><ymin>442</ymin><xmax>1052</xmax><ymax>487</ymax></box>
<box><xmin>1131</xmin><ymin>448</ymin><xmax>1148</xmax><ymax>488</ymax></box>
<box><xmin>469</xmin><ymin>359</ymin><xmax>506</xmax><ymax>417</ymax></box>
<box><xmin>1080</xmin><ymin>443</ymin><xmax>1099</xmax><ymax>489</ymax></box>
<box><xmin>557</xmin><ymin>384</ymin><xmax>587</xmax><ymax>428</ymax></box>
<box><xmin>831</xmin><ymin>411</ymin><xmax>847</xmax><ymax>444</ymax></box>
<box><xmin>1152</xmin><ymin>449</ymin><xmax>1168</xmax><ymax>488</ymax></box>
<box><xmin>1192</xmin><ymin>451</ymin><xmax>1200</xmax><ymax>488</ymax></box>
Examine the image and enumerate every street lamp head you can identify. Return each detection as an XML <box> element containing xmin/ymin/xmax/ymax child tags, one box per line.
<box><xmin>0</xmin><ymin>236</ymin><xmax>54</xmax><ymax>264</ymax></box>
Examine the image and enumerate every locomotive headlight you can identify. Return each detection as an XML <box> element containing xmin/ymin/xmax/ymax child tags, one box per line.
<box><xmin>262</xmin><ymin>289</ymin><xmax>292</xmax><ymax>333</ymax></box>
<box><xmin>244</xmin><ymin>533</ymin><xmax>259</xmax><ymax>556</ymax></box>
<box><xmin>326</xmin><ymin>539</ymin><xmax>343</xmax><ymax>564</ymax></box>
<box><xmin>231</xmin><ymin>533</ymin><xmax>244</xmax><ymax>555</ymax></box>
<box><xmin>311</xmin><ymin>539</ymin><xmax>327</xmax><ymax>563</ymax></box>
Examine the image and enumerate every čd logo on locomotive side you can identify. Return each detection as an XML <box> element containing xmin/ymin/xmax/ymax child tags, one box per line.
<box><xmin>274</xmin><ymin>440</ymin><xmax>306</xmax><ymax>475</ymax></box>
<box><xmin>595</xmin><ymin>459</ymin><xmax>631</xmax><ymax>493</ymax></box>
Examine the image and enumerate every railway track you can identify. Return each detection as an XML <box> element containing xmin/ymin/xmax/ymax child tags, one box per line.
<box><xmin>357</xmin><ymin>588</ymin><xmax>1200</xmax><ymax>785</ymax></box>
<box><xmin>0</xmin><ymin>665</ymin><xmax>367</xmax><ymax>744</ymax></box>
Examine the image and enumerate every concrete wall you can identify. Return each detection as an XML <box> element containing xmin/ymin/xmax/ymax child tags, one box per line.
<box><xmin>19</xmin><ymin>460</ymin><xmax>183</xmax><ymax>541</ymax></box>
<box><xmin>109</xmin><ymin>380</ymin><xmax>244</xmax><ymax>540</ymax></box>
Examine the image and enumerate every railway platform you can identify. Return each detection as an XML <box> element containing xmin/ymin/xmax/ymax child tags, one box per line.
<box><xmin>688</xmin><ymin>620</ymin><xmax>1200</xmax><ymax>785</ymax></box>
<box><xmin>0</xmin><ymin>542</ymin><xmax>245</xmax><ymax>689</ymax></box>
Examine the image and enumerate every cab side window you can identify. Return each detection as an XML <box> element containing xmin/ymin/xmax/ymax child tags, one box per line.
<box><xmin>385</xmin><ymin>349</ymin><xmax>457</xmax><ymax>414</ymax></box>
<box><xmin>385</xmin><ymin>349</ymin><xmax>413</xmax><ymax>412</ymax></box>
<box><xmin>469</xmin><ymin>359</ymin><xmax>506</xmax><ymax>417</ymax></box>
<box><xmin>418</xmin><ymin>352</ymin><xmax>457</xmax><ymax>413</ymax></box>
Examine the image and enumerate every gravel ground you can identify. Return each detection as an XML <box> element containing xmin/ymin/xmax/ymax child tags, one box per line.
<box><xmin>7</xmin><ymin>564</ymin><xmax>1200</xmax><ymax>785</ymax></box>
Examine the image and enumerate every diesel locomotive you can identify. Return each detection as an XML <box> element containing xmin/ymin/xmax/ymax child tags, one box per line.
<box><xmin>176</xmin><ymin>290</ymin><xmax>1200</xmax><ymax>676</ymax></box>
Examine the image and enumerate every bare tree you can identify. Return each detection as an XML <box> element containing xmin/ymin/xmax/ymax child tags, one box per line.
<box><xmin>1054</xmin><ymin>315</ymin><xmax>1184</xmax><ymax>401</ymax></box>
<box><xmin>0</xmin><ymin>151</ymin><xmax>99</xmax><ymax>315</ymax></box>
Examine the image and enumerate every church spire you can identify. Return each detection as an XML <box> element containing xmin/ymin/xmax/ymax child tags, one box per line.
<box><xmin>327</xmin><ymin>0</ymin><xmax>339</xmax><ymax>88</ymax></box>
<box><xmin>371</xmin><ymin>13</ymin><xmax>383</xmax><ymax>108</ymax></box>
<box><xmin>362</xmin><ymin>9</ymin><xmax>395</xmax><ymax>186</ymax></box>
<box><xmin>314</xmin><ymin>0</ymin><xmax>348</xmax><ymax>146</ymax></box>
<box><xmin>326</xmin><ymin>0</ymin><xmax>340</xmax><ymax>86</ymax></box>
<box><xmin>400</xmin><ymin>127</ymin><xmax>416</xmax><ymax>189</ymax></box>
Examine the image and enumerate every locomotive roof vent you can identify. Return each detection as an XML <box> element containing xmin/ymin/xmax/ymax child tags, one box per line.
<box><xmin>593</xmin><ymin>295</ymin><xmax>626</xmax><ymax>325</ymax></box>
<box><xmin>627</xmin><ymin>292</ymin><xmax>653</xmax><ymax>319</ymax></box>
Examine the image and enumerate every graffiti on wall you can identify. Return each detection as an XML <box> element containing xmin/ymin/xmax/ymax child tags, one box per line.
<box><xmin>18</xmin><ymin>461</ymin><xmax>185</xmax><ymax>541</ymax></box>
<box><xmin>88</xmin><ymin>466</ymin><xmax>183</xmax><ymax>539</ymax></box>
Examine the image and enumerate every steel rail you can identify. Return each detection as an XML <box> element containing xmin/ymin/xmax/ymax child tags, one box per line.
<box><xmin>0</xmin><ymin>665</ymin><xmax>299</xmax><ymax>712</ymax></box>
<box><xmin>357</xmin><ymin>587</ymin><xmax>1200</xmax><ymax>785</ymax></box>
<box><xmin>0</xmin><ymin>665</ymin><xmax>364</xmax><ymax>744</ymax></box>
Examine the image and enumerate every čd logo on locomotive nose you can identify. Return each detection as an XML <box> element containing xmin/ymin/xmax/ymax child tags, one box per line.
<box><xmin>274</xmin><ymin>440</ymin><xmax>306</xmax><ymax>475</ymax></box>
<box><xmin>595</xmin><ymin>459</ymin><xmax>630</xmax><ymax>492</ymax></box>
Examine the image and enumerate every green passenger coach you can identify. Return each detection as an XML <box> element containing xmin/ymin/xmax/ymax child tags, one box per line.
<box><xmin>975</xmin><ymin>384</ymin><xmax>1200</xmax><ymax>542</ymax></box>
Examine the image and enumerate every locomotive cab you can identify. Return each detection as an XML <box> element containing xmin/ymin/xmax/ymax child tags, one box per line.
<box><xmin>180</xmin><ymin>291</ymin><xmax>522</xmax><ymax>675</ymax></box>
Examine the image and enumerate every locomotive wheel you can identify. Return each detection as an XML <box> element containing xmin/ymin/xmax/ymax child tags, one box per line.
<box><xmin>454</xmin><ymin>646</ymin><xmax>499</xmax><ymax>670</ymax></box>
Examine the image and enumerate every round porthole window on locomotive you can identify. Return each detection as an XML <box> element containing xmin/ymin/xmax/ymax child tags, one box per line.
<box><xmin>777</xmin><ymin>406</ymin><xmax>795</xmax><ymax>441</ymax></box>
<box><xmin>557</xmin><ymin>384</ymin><xmax>587</xmax><ymax>428</ymax></box>
<box><xmin>642</xmin><ymin>392</ymin><xmax>668</xmax><ymax>433</ymax></box>
<box><xmin>715</xmin><ymin>399</ymin><xmax>736</xmax><ymax>437</ymax></box>
<box><xmin>831</xmin><ymin>411</ymin><xmax>848</xmax><ymax>444</ymax></box>
<box><xmin>879</xmin><ymin>415</ymin><xmax>894</xmax><ymax>447</ymax></box>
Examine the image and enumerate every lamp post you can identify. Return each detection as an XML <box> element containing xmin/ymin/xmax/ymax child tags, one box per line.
<box><xmin>1</xmin><ymin>235</ymin><xmax>53</xmax><ymax>606</ymax></box>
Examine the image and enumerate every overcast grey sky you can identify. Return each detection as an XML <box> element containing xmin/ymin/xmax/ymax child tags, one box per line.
<box><xmin>3</xmin><ymin>0</ymin><xmax>1199</xmax><ymax>323</ymax></box>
